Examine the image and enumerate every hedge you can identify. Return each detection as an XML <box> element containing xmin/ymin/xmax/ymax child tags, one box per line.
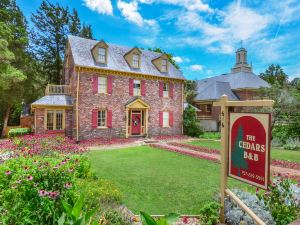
<box><xmin>8</xmin><ymin>128</ymin><xmax>31</xmax><ymax>138</ymax></box>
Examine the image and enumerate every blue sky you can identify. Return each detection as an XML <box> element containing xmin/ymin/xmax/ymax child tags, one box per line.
<box><xmin>17</xmin><ymin>0</ymin><xmax>300</xmax><ymax>80</ymax></box>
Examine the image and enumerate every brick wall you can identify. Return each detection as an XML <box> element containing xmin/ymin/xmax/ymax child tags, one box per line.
<box><xmin>75</xmin><ymin>71</ymin><xmax>183</xmax><ymax>140</ymax></box>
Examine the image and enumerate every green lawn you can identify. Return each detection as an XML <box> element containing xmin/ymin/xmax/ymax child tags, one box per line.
<box><xmin>187</xmin><ymin>140</ymin><xmax>300</xmax><ymax>162</ymax></box>
<box><xmin>88</xmin><ymin>146</ymin><xmax>250</xmax><ymax>214</ymax></box>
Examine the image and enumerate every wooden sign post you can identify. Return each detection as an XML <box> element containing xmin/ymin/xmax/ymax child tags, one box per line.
<box><xmin>213</xmin><ymin>95</ymin><xmax>274</xmax><ymax>225</ymax></box>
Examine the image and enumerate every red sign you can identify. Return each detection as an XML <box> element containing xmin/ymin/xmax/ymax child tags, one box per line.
<box><xmin>228</xmin><ymin>113</ymin><xmax>271</xmax><ymax>189</ymax></box>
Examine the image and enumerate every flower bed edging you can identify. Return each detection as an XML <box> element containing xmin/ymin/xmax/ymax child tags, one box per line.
<box><xmin>168</xmin><ymin>142</ymin><xmax>220</xmax><ymax>155</ymax></box>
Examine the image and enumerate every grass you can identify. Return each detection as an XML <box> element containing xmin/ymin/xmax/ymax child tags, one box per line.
<box><xmin>187</xmin><ymin>140</ymin><xmax>300</xmax><ymax>163</ymax></box>
<box><xmin>88</xmin><ymin>146</ymin><xmax>251</xmax><ymax>214</ymax></box>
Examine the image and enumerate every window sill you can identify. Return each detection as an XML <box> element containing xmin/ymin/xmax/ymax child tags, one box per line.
<box><xmin>97</xmin><ymin>126</ymin><xmax>108</xmax><ymax>129</ymax></box>
<box><xmin>162</xmin><ymin>126</ymin><xmax>170</xmax><ymax>128</ymax></box>
<box><xmin>96</xmin><ymin>92</ymin><xmax>109</xmax><ymax>95</ymax></box>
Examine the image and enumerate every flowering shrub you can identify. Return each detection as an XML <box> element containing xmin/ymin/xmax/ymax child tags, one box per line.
<box><xmin>271</xmin><ymin>159</ymin><xmax>300</xmax><ymax>171</ymax></box>
<box><xmin>0</xmin><ymin>154</ymin><xmax>90</xmax><ymax>224</ymax></box>
<box><xmin>152</xmin><ymin>135</ymin><xmax>189</xmax><ymax>141</ymax></box>
<box><xmin>169</xmin><ymin>142</ymin><xmax>220</xmax><ymax>155</ymax></box>
<box><xmin>0</xmin><ymin>134</ymin><xmax>86</xmax><ymax>157</ymax></box>
<box><xmin>257</xmin><ymin>177</ymin><xmax>300</xmax><ymax>225</ymax></box>
<box><xmin>149</xmin><ymin>143</ymin><xmax>220</xmax><ymax>163</ymax></box>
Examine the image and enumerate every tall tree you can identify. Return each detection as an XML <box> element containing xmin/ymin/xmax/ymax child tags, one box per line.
<box><xmin>290</xmin><ymin>77</ymin><xmax>300</xmax><ymax>91</ymax></box>
<box><xmin>184</xmin><ymin>80</ymin><xmax>197</xmax><ymax>104</ymax></box>
<box><xmin>80</xmin><ymin>23</ymin><xmax>93</xmax><ymax>39</ymax></box>
<box><xmin>31</xmin><ymin>0</ymin><xmax>69</xmax><ymax>84</ymax></box>
<box><xmin>69</xmin><ymin>8</ymin><xmax>81</xmax><ymax>36</ymax></box>
<box><xmin>148</xmin><ymin>47</ymin><xmax>180</xmax><ymax>69</ymax></box>
<box><xmin>259</xmin><ymin>64</ymin><xmax>288</xmax><ymax>87</ymax></box>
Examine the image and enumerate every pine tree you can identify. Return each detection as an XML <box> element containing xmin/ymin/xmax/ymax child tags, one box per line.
<box><xmin>69</xmin><ymin>9</ymin><xmax>81</xmax><ymax>35</ymax></box>
<box><xmin>231</xmin><ymin>126</ymin><xmax>248</xmax><ymax>176</ymax></box>
<box><xmin>80</xmin><ymin>23</ymin><xmax>93</xmax><ymax>39</ymax></box>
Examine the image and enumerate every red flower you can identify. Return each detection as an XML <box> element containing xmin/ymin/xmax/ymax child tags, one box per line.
<box><xmin>182</xmin><ymin>216</ymin><xmax>189</xmax><ymax>224</ymax></box>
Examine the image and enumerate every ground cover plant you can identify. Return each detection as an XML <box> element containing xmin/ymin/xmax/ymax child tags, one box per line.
<box><xmin>88</xmin><ymin>145</ymin><xmax>251</xmax><ymax>214</ymax></box>
<box><xmin>199</xmin><ymin>132</ymin><xmax>221</xmax><ymax>140</ymax></box>
<box><xmin>7</xmin><ymin>127</ymin><xmax>31</xmax><ymax>138</ymax></box>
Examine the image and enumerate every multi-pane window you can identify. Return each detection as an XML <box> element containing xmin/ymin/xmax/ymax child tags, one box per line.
<box><xmin>206</xmin><ymin>104</ymin><xmax>212</xmax><ymax>112</ymax></box>
<box><xmin>98</xmin><ymin>76</ymin><xmax>107</xmax><ymax>93</ymax></box>
<box><xmin>46</xmin><ymin>110</ymin><xmax>64</xmax><ymax>130</ymax></box>
<box><xmin>132</xmin><ymin>54</ymin><xmax>139</xmax><ymax>68</ymax></box>
<box><xmin>163</xmin><ymin>83</ymin><xmax>169</xmax><ymax>97</ymax></box>
<box><xmin>161</xmin><ymin>59</ymin><xmax>167</xmax><ymax>72</ymax></box>
<box><xmin>163</xmin><ymin>111</ymin><xmax>169</xmax><ymax>127</ymax></box>
<box><xmin>98</xmin><ymin>47</ymin><xmax>106</xmax><ymax>63</ymax></box>
<box><xmin>97</xmin><ymin>110</ymin><xmax>106</xmax><ymax>127</ymax></box>
<box><xmin>133</xmin><ymin>79</ymin><xmax>141</xmax><ymax>96</ymax></box>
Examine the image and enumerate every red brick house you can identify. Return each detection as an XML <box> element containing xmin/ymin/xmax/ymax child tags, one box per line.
<box><xmin>31</xmin><ymin>36</ymin><xmax>185</xmax><ymax>141</ymax></box>
<box><xmin>194</xmin><ymin>48</ymin><xmax>270</xmax><ymax>131</ymax></box>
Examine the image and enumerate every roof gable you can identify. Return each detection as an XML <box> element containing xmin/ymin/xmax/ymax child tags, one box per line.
<box><xmin>68</xmin><ymin>35</ymin><xmax>184</xmax><ymax>80</ymax></box>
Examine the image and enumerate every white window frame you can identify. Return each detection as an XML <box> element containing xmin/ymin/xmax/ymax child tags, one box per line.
<box><xmin>45</xmin><ymin>109</ymin><xmax>65</xmax><ymax>130</ymax></box>
<box><xmin>97</xmin><ymin>110</ymin><xmax>107</xmax><ymax>128</ymax></box>
<box><xmin>98</xmin><ymin>76</ymin><xmax>107</xmax><ymax>94</ymax></box>
<box><xmin>98</xmin><ymin>47</ymin><xmax>106</xmax><ymax>63</ymax></box>
<box><xmin>163</xmin><ymin>82</ymin><xmax>169</xmax><ymax>98</ymax></box>
<box><xmin>133</xmin><ymin>79</ymin><xmax>141</xmax><ymax>96</ymax></box>
<box><xmin>161</xmin><ymin>59</ymin><xmax>167</xmax><ymax>72</ymax></box>
<box><xmin>162</xmin><ymin>111</ymin><xmax>169</xmax><ymax>127</ymax></box>
<box><xmin>132</xmin><ymin>54</ymin><xmax>139</xmax><ymax>68</ymax></box>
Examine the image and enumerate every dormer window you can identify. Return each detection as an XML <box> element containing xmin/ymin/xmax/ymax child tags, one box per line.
<box><xmin>161</xmin><ymin>59</ymin><xmax>167</xmax><ymax>72</ymax></box>
<box><xmin>132</xmin><ymin>54</ymin><xmax>139</xmax><ymax>68</ymax></box>
<box><xmin>98</xmin><ymin>47</ymin><xmax>106</xmax><ymax>63</ymax></box>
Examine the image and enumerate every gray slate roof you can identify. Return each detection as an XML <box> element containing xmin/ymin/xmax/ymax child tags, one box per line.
<box><xmin>195</xmin><ymin>72</ymin><xmax>270</xmax><ymax>101</ymax></box>
<box><xmin>68</xmin><ymin>35</ymin><xmax>185</xmax><ymax>80</ymax></box>
<box><xmin>31</xmin><ymin>95</ymin><xmax>73</xmax><ymax>107</ymax></box>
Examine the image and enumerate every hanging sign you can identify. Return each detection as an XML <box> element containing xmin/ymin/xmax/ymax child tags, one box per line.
<box><xmin>228</xmin><ymin>113</ymin><xmax>271</xmax><ymax>189</ymax></box>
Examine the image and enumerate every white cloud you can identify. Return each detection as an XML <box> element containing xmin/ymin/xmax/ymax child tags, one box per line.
<box><xmin>83</xmin><ymin>0</ymin><xmax>113</xmax><ymax>15</ymax></box>
<box><xmin>189</xmin><ymin>64</ymin><xmax>203</xmax><ymax>71</ymax></box>
<box><xmin>117</xmin><ymin>1</ymin><xmax>144</xmax><ymax>26</ymax></box>
<box><xmin>138</xmin><ymin>0</ymin><xmax>213</xmax><ymax>13</ymax></box>
<box><xmin>173</xmin><ymin>56</ymin><xmax>183</xmax><ymax>63</ymax></box>
<box><xmin>206</xmin><ymin>69</ymin><xmax>213</xmax><ymax>75</ymax></box>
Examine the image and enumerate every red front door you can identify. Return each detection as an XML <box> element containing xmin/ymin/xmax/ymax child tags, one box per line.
<box><xmin>131</xmin><ymin>113</ymin><xmax>141</xmax><ymax>135</ymax></box>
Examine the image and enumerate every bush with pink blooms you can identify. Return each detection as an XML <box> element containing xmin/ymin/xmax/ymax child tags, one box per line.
<box><xmin>0</xmin><ymin>154</ymin><xmax>91</xmax><ymax>224</ymax></box>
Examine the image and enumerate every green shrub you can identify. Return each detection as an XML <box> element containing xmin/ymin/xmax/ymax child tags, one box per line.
<box><xmin>283</xmin><ymin>138</ymin><xmax>300</xmax><ymax>150</ymax></box>
<box><xmin>8</xmin><ymin>127</ymin><xmax>31</xmax><ymax>138</ymax></box>
<box><xmin>140</xmin><ymin>212</ymin><xmax>180</xmax><ymax>225</ymax></box>
<box><xmin>257</xmin><ymin>178</ymin><xmax>300</xmax><ymax>225</ymax></box>
<box><xmin>0</xmin><ymin>154</ymin><xmax>89</xmax><ymax>224</ymax></box>
<box><xmin>199</xmin><ymin>201</ymin><xmax>220</xmax><ymax>225</ymax></box>
<box><xmin>183</xmin><ymin>105</ymin><xmax>203</xmax><ymax>137</ymax></box>
<box><xmin>102</xmin><ymin>209</ymin><xmax>131</xmax><ymax>225</ymax></box>
<box><xmin>199</xmin><ymin>132</ymin><xmax>221</xmax><ymax>140</ymax></box>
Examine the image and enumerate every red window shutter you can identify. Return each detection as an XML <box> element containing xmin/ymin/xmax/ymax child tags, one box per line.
<box><xmin>169</xmin><ymin>83</ymin><xmax>174</xmax><ymax>98</ymax></box>
<box><xmin>141</xmin><ymin>80</ymin><xmax>146</xmax><ymax>96</ymax></box>
<box><xmin>169</xmin><ymin>111</ymin><xmax>174</xmax><ymax>127</ymax></box>
<box><xmin>92</xmin><ymin>75</ymin><xmax>98</xmax><ymax>94</ymax></box>
<box><xmin>107</xmin><ymin>110</ymin><xmax>112</xmax><ymax>128</ymax></box>
<box><xmin>107</xmin><ymin>75</ymin><xmax>113</xmax><ymax>94</ymax></box>
<box><xmin>129</xmin><ymin>78</ymin><xmax>134</xmax><ymax>96</ymax></box>
<box><xmin>159</xmin><ymin>111</ymin><xmax>163</xmax><ymax>127</ymax></box>
<box><xmin>159</xmin><ymin>81</ymin><xmax>163</xmax><ymax>97</ymax></box>
<box><xmin>92</xmin><ymin>109</ymin><xmax>98</xmax><ymax>129</ymax></box>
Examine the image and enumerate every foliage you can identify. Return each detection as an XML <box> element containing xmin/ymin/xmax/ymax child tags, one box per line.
<box><xmin>59</xmin><ymin>194</ymin><xmax>98</xmax><ymax>225</ymax></box>
<box><xmin>0</xmin><ymin>154</ymin><xmax>89</xmax><ymax>224</ymax></box>
<box><xmin>0</xmin><ymin>134</ymin><xmax>87</xmax><ymax>156</ymax></box>
<box><xmin>257</xmin><ymin>178</ymin><xmax>300</xmax><ymax>225</ymax></box>
<box><xmin>8</xmin><ymin>127</ymin><xmax>31</xmax><ymax>138</ymax></box>
<box><xmin>140</xmin><ymin>211</ymin><xmax>180</xmax><ymax>225</ymax></box>
<box><xmin>199</xmin><ymin>132</ymin><xmax>221</xmax><ymax>140</ymax></box>
<box><xmin>183</xmin><ymin>105</ymin><xmax>203</xmax><ymax>137</ymax></box>
<box><xmin>31</xmin><ymin>0</ymin><xmax>93</xmax><ymax>84</ymax></box>
<box><xmin>148</xmin><ymin>47</ymin><xmax>180</xmax><ymax>69</ymax></box>
<box><xmin>225</xmin><ymin>189</ymin><xmax>274</xmax><ymax>225</ymax></box>
<box><xmin>290</xmin><ymin>77</ymin><xmax>300</xmax><ymax>90</ymax></box>
<box><xmin>259</xmin><ymin>64</ymin><xmax>288</xmax><ymax>87</ymax></box>
<box><xmin>199</xmin><ymin>201</ymin><xmax>220</xmax><ymax>225</ymax></box>
<box><xmin>101</xmin><ymin>209</ymin><xmax>131</xmax><ymax>225</ymax></box>
<box><xmin>75</xmin><ymin>178</ymin><xmax>122</xmax><ymax>209</ymax></box>
<box><xmin>184</xmin><ymin>80</ymin><xmax>197</xmax><ymax>104</ymax></box>
<box><xmin>283</xmin><ymin>138</ymin><xmax>300</xmax><ymax>151</ymax></box>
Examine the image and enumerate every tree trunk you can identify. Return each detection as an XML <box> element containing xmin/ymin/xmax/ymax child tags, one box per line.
<box><xmin>1</xmin><ymin>106</ymin><xmax>11</xmax><ymax>137</ymax></box>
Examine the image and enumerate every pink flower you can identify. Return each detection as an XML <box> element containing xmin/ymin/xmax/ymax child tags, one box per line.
<box><xmin>182</xmin><ymin>216</ymin><xmax>189</xmax><ymax>224</ymax></box>
<box><xmin>64</xmin><ymin>182</ymin><xmax>72</xmax><ymax>189</ymax></box>
<box><xmin>5</xmin><ymin>170</ymin><xmax>11</xmax><ymax>175</ymax></box>
<box><xmin>27</xmin><ymin>175</ymin><xmax>33</xmax><ymax>181</ymax></box>
<box><xmin>256</xmin><ymin>188</ymin><xmax>260</xmax><ymax>193</ymax></box>
<box><xmin>38</xmin><ymin>190</ymin><xmax>48</xmax><ymax>197</ymax></box>
<box><xmin>48</xmin><ymin>191</ymin><xmax>60</xmax><ymax>199</ymax></box>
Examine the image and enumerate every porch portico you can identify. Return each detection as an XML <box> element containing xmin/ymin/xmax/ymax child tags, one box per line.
<box><xmin>125</xmin><ymin>98</ymin><xmax>150</xmax><ymax>138</ymax></box>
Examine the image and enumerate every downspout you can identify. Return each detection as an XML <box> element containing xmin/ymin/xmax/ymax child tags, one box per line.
<box><xmin>182</xmin><ymin>82</ymin><xmax>184</xmax><ymax>135</ymax></box>
<box><xmin>76</xmin><ymin>67</ymin><xmax>80</xmax><ymax>142</ymax></box>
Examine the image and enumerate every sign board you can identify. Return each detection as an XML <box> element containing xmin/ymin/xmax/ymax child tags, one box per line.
<box><xmin>228</xmin><ymin>113</ymin><xmax>271</xmax><ymax>189</ymax></box>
